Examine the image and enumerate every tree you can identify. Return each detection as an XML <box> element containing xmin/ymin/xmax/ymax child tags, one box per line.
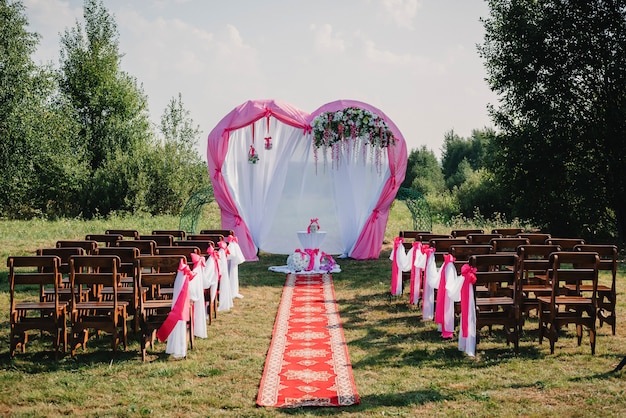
<box><xmin>0</xmin><ymin>0</ymin><xmax>85</xmax><ymax>218</ymax></box>
<box><xmin>441</xmin><ymin>129</ymin><xmax>493</xmax><ymax>189</ymax></box>
<box><xmin>479</xmin><ymin>0</ymin><xmax>626</xmax><ymax>242</ymax></box>
<box><xmin>58</xmin><ymin>0</ymin><xmax>152</xmax><ymax>216</ymax></box>
<box><xmin>402</xmin><ymin>146</ymin><xmax>446</xmax><ymax>196</ymax></box>
<box><xmin>143</xmin><ymin>93</ymin><xmax>211</xmax><ymax>215</ymax></box>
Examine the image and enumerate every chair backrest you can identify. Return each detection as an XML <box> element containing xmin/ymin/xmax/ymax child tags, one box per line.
<box><xmin>574</xmin><ymin>244</ymin><xmax>618</xmax><ymax>277</ymax></box>
<box><xmin>115</xmin><ymin>239</ymin><xmax>156</xmax><ymax>255</ymax></box>
<box><xmin>85</xmin><ymin>234</ymin><xmax>123</xmax><ymax>247</ymax></box>
<box><xmin>545</xmin><ymin>238</ymin><xmax>585</xmax><ymax>251</ymax></box>
<box><xmin>491</xmin><ymin>228</ymin><xmax>524</xmax><ymax>237</ymax></box>
<box><xmin>490</xmin><ymin>237</ymin><xmax>530</xmax><ymax>254</ymax></box>
<box><xmin>548</xmin><ymin>251</ymin><xmax>599</xmax><ymax>298</ymax></box>
<box><xmin>450</xmin><ymin>244</ymin><xmax>493</xmax><ymax>261</ymax></box>
<box><xmin>451</xmin><ymin>229</ymin><xmax>484</xmax><ymax>238</ymax></box>
<box><xmin>56</xmin><ymin>240</ymin><xmax>98</xmax><ymax>255</ymax></box>
<box><xmin>200</xmin><ymin>229</ymin><xmax>235</xmax><ymax>238</ymax></box>
<box><xmin>187</xmin><ymin>234</ymin><xmax>224</xmax><ymax>243</ymax></box>
<box><xmin>96</xmin><ymin>246</ymin><xmax>140</xmax><ymax>276</ymax></box>
<box><xmin>9</xmin><ymin>255</ymin><xmax>63</xmax><ymax>305</ymax></box>
<box><xmin>418</xmin><ymin>233</ymin><xmax>452</xmax><ymax>243</ymax></box>
<box><xmin>37</xmin><ymin>247</ymin><xmax>84</xmax><ymax>275</ymax></box>
<box><xmin>516</xmin><ymin>244</ymin><xmax>561</xmax><ymax>281</ymax></box>
<box><xmin>135</xmin><ymin>255</ymin><xmax>184</xmax><ymax>300</ymax></box>
<box><xmin>156</xmin><ymin>246</ymin><xmax>201</xmax><ymax>263</ymax></box>
<box><xmin>398</xmin><ymin>230</ymin><xmax>430</xmax><ymax>240</ymax></box>
<box><xmin>516</xmin><ymin>233</ymin><xmax>552</xmax><ymax>245</ymax></box>
<box><xmin>467</xmin><ymin>233</ymin><xmax>502</xmax><ymax>244</ymax></box>
<box><xmin>174</xmin><ymin>240</ymin><xmax>214</xmax><ymax>254</ymax></box>
<box><xmin>105</xmin><ymin>229</ymin><xmax>139</xmax><ymax>239</ymax></box>
<box><xmin>139</xmin><ymin>234</ymin><xmax>173</xmax><ymax>247</ymax></box>
<box><xmin>69</xmin><ymin>255</ymin><xmax>122</xmax><ymax>303</ymax></box>
<box><xmin>469</xmin><ymin>254</ymin><xmax>520</xmax><ymax>296</ymax></box>
<box><xmin>152</xmin><ymin>230</ymin><xmax>186</xmax><ymax>240</ymax></box>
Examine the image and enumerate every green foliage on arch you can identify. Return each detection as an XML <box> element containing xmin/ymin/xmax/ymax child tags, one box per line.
<box><xmin>179</xmin><ymin>187</ymin><xmax>214</xmax><ymax>234</ymax></box>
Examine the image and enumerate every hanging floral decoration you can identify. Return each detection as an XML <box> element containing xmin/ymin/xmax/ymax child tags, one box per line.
<box><xmin>248</xmin><ymin>144</ymin><xmax>259</xmax><ymax>164</ymax></box>
<box><xmin>310</xmin><ymin>107</ymin><xmax>396</xmax><ymax>173</ymax></box>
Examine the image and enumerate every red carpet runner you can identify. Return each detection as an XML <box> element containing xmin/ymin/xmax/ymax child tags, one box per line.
<box><xmin>256</xmin><ymin>273</ymin><xmax>360</xmax><ymax>408</ymax></box>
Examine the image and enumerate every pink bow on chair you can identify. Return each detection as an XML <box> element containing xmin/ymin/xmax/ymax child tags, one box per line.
<box><xmin>156</xmin><ymin>259</ymin><xmax>194</xmax><ymax>342</ymax></box>
<box><xmin>460</xmin><ymin>264</ymin><xmax>477</xmax><ymax>338</ymax></box>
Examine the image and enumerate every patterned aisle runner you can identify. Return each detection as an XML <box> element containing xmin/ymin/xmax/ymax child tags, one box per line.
<box><xmin>256</xmin><ymin>273</ymin><xmax>360</xmax><ymax>408</ymax></box>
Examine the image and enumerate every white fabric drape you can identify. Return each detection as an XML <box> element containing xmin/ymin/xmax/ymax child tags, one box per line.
<box><xmin>222</xmin><ymin>119</ymin><xmax>389</xmax><ymax>256</ymax></box>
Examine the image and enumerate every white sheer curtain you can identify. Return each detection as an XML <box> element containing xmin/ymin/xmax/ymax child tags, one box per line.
<box><xmin>222</xmin><ymin>118</ymin><xmax>389</xmax><ymax>256</ymax></box>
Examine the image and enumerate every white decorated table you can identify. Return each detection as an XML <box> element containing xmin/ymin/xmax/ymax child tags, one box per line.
<box><xmin>297</xmin><ymin>230</ymin><xmax>327</xmax><ymax>250</ymax></box>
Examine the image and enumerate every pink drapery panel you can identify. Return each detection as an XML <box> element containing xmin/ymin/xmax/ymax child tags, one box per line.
<box><xmin>308</xmin><ymin>100</ymin><xmax>407</xmax><ymax>260</ymax></box>
<box><xmin>207</xmin><ymin>100</ymin><xmax>310</xmax><ymax>260</ymax></box>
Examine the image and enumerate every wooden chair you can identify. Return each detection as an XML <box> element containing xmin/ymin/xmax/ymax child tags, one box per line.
<box><xmin>56</xmin><ymin>240</ymin><xmax>98</xmax><ymax>255</ymax></box>
<box><xmin>491</xmin><ymin>228</ymin><xmax>524</xmax><ymax>237</ymax></box>
<box><xmin>537</xmin><ymin>251</ymin><xmax>599</xmax><ymax>354</ymax></box>
<box><xmin>135</xmin><ymin>255</ymin><xmax>192</xmax><ymax>361</ymax></box>
<box><xmin>96</xmin><ymin>246</ymin><xmax>141</xmax><ymax>331</ymax></box>
<box><xmin>36</xmin><ymin>247</ymin><xmax>86</xmax><ymax>302</ymax></box>
<box><xmin>545</xmin><ymin>238</ymin><xmax>585</xmax><ymax>251</ymax></box>
<box><xmin>85</xmin><ymin>234</ymin><xmax>123</xmax><ymax>247</ymax></box>
<box><xmin>516</xmin><ymin>244</ymin><xmax>561</xmax><ymax>319</ymax></box>
<box><xmin>69</xmin><ymin>255</ymin><xmax>128</xmax><ymax>356</ymax></box>
<box><xmin>116</xmin><ymin>239</ymin><xmax>156</xmax><ymax>256</ymax></box>
<box><xmin>105</xmin><ymin>229</ymin><xmax>139</xmax><ymax>239</ymax></box>
<box><xmin>574</xmin><ymin>244</ymin><xmax>619</xmax><ymax>335</ymax></box>
<box><xmin>8</xmin><ymin>255</ymin><xmax>68</xmax><ymax>358</ymax></box>
<box><xmin>516</xmin><ymin>233</ymin><xmax>551</xmax><ymax>245</ymax></box>
<box><xmin>469</xmin><ymin>254</ymin><xmax>521</xmax><ymax>352</ymax></box>
<box><xmin>467</xmin><ymin>233</ymin><xmax>502</xmax><ymax>245</ymax></box>
<box><xmin>451</xmin><ymin>229</ymin><xmax>484</xmax><ymax>238</ymax></box>
<box><xmin>152</xmin><ymin>230</ymin><xmax>186</xmax><ymax>240</ymax></box>
<box><xmin>200</xmin><ymin>229</ymin><xmax>235</xmax><ymax>238</ymax></box>
<box><xmin>490</xmin><ymin>237</ymin><xmax>530</xmax><ymax>254</ymax></box>
<box><xmin>139</xmin><ymin>234</ymin><xmax>173</xmax><ymax>247</ymax></box>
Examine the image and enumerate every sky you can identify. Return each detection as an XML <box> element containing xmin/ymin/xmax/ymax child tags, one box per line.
<box><xmin>22</xmin><ymin>0</ymin><xmax>498</xmax><ymax>160</ymax></box>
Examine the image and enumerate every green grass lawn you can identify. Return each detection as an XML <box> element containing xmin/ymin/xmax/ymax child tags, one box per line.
<box><xmin>0</xmin><ymin>206</ymin><xmax>625</xmax><ymax>417</ymax></box>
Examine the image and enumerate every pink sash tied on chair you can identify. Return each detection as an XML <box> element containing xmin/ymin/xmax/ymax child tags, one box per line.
<box><xmin>157</xmin><ymin>260</ymin><xmax>194</xmax><ymax>357</ymax></box>
<box><xmin>458</xmin><ymin>263</ymin><xmax>477</xmax><ymax>356</ymax></box>
<box><xmin>435</xmin><ymin>254</ymin><xmax>456</xmax><ymax>338</ymax></box>
<box><xmin>409</xmin><ymin>241</ymin><xmax>426</xmax><ymax>305</ymax></box>
<box><xmin>422</xmin><ymin>245</ymin><xmax>437</xmax><ymax>320</ymax></box>
<box><xmin>390</xmin><ymin>236</ymin><xmax>404</xmax><ymax>296</ymax></box>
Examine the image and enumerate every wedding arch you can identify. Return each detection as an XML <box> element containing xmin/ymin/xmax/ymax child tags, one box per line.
<box><xmin>206</xmin><ymin>99</ymin><xmax>407</xmax><ymax>261</ymax></box>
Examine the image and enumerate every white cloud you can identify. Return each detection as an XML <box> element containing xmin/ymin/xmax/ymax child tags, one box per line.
<box><xmin>310</xmin><ymin>24</ymin><xmax>346</xmax><ymax>54</ymax></box>
<box><xmin>381</xmin><ymin>0</ymin><xmax>422</xmax><ymax>30</ymax></box>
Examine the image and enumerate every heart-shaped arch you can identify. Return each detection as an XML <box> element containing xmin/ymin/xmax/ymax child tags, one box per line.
<box><xmin>207</xmin><ymin>99</ymin><xmax>407</xmax><ymax>260</ymax></box>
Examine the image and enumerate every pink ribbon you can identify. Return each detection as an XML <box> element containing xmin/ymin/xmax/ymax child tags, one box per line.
<box><xmin>460</xmin><ymin>263</ymin><xmax>477</xmax><ymax>338</ymax></box>
<box><xmin>391</xmin><ymin>236</ymin><xmax>404</xmax><ymax>294</ymax></box>
<box><xmin>410</xmin><ymin>241</ymin><xmax>422</xmax><ymax>304</ymax></box>
<box><xmin>190</xmin><ymin>252</ymin><xmax>205</xmax><ymax>270</ymax></box>
<box><xmin>435</xmin><ymin>253</ymin><xmax>455</xmax><ymax>338</ymax></box>
<box><xmin>227</xmin><ymin>234</ymin><xmax>238</xmax><ymax>243</ymax></box>
<box><xmin>304</xmin><ymin>248</ymin><xmax>319</xmax><ymax>271</ymax></box>
<box><xmin>156</xmin><ymin>259</ymin><xmax>193</xmax><ymax>342</ymax></box>
<box><xmin>207</xmin><ymin>244</ymin><xmax>220</xmax><ymax>280</ymax></box>
<box><xmin>218</xmin><ymin>240</ymin><xmax>230</xmax><ymax>257</ymax></box>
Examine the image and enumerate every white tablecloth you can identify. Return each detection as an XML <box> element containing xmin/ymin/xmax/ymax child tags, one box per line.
<box><xmin>297</xmin><ymin>231</ymin><xmax>326</xmax><ymax>249</ymax></box>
